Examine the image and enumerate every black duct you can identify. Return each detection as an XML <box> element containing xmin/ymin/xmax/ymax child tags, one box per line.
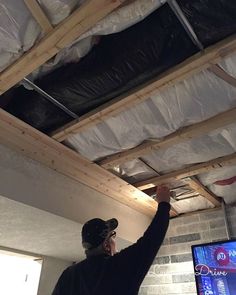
<box><xmin>2</xmin><ymin>0</ymin><xmax>236</xmax><ymax>133</ymax></box>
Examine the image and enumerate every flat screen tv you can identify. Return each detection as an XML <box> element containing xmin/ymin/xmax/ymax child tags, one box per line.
<box><xmin>192</xmin><ymin>239</ymin><xmax>236</xmax><ymax>295</ymax></box>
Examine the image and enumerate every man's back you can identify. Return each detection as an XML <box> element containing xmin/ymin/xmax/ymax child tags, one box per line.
<box><xmin>53</xmin><ymin>201</ymin><xmax>171</xmax><ymax>295</ymax></box>
<box><xmin>53</xmin><ymin>253</ymin><xmax>143</xmax><ymax>295</ymax></box>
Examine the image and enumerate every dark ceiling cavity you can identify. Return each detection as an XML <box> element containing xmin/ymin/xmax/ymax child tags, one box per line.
<box><xmin>2</xmin><ymin>0</ymin><xmax>236</xmax><ymax>133</ymax></box>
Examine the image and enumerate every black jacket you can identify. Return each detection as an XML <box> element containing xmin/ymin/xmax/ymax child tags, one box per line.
<box><xmin>52</xmin><ymin>202</ymin><xmax>170</xmax><ymax>295</ymax></box>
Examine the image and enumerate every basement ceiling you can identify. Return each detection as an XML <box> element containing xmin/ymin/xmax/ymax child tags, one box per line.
<box><xmin>0</xmin><ymin>0</ymin><xmax>236</xmax><ymax>217</ymax></box>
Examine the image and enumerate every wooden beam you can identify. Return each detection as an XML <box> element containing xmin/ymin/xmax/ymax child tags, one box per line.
<box><xmin>209</xmin><ymin>64</ymin><xmax>236</xmax><ymax>88</ymax></box>
<box><xmin>0</xmin><ymin>0</ymin><xmax>124</xmax><ymax>94</ymax></box>
<box><xmin>134</xmin><ymin>153</ymin><xmax>236</xmax><ymax>190</ymax></box>
<box><xmin>0</xmin><ymin>108</ymin><xmax>176</xmax><ymax>217</ymax></box>
<box><xmin>24</xmin><ymin>0</ymin><xmax>53</xmax><ymax>34</ymax></box>
<box><xmin>184</xmin><ymin>177</ymin><xmax>222</xmax><ymax>207</ymax></box>
<box><xmin>98</xmin><ymin>107</ymin><xmax>236</xmax><ymax>169</ymax></box>
<box><xmin>51</xmin><ymin>35</ymin><xmax>236</xmax><ymax>142</ymax></box>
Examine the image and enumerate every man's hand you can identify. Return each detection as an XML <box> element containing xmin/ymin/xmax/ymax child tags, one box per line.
<box><xmin>155</xmin><ymin>185</ymin><xmax>170</xmax><ymax>204</ymax></box>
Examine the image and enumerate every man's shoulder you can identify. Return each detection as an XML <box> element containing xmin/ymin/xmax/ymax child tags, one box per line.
<box><xmin>64</xmin><ymin>259</ymin><xmax>87</xmax><ymax>274</ymax></box>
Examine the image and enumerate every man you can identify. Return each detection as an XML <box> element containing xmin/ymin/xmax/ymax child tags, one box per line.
<box><xmin>52</xmin><ymin>185</ymin><xmax>171</xmax><ymax>295</ymax></box>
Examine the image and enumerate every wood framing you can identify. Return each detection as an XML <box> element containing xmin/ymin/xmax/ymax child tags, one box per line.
<box><xmin>98</xmin><ymin>107</ymin><xmax>236</xmax><ymax>168</ymax></box>
<box><xmin>0</xmin><ymin>108</ymin><xmax>178</xmax><ymax>217</ymax></box>
<box><xmin>51</xmin><ymin>35</ymin><xmax>236</xmax><ymax>142</ymax></box>
<box><xmin>0</xmin><ymin>0</ymin><xmax>124</xmax><ymax>94</ymax></box>
<box><xmin>210</xmin><ymin>64</ymin><xmax>236</xmax><ymax>88</ymax></box>
<box><xmin>184</xmin><ymin>177</ymin><xmax>222</xmax><ymax>207</ymax></box>
<box><xmin>24</xmin><ymin>0</ymin><xmax>53</xmax><ymax>33</ymax></box>
<box><xmin>134</xmin><ymin>153</ymin><xmax>236</xmax><ymax>190</ymax></box>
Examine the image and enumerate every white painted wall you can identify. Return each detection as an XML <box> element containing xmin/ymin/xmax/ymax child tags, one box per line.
<box><xmin>37</xmin><ymin>256</ymin><xmax>72</xmax><ymax>295</ymax></box>
<box><xmin>0</xmin><ymin>143</ymin><xmax>151</xmax><ymax>243</ymax></box>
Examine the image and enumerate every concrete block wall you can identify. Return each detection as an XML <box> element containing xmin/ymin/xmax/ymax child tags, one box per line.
<box><xmin>139</xmin><ymin>204</ymin><xmax>236</xmax><ymax>295</ymax></box>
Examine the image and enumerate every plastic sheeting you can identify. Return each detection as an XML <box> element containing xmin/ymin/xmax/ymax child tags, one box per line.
<box><xmin>4</xmin><ymin>2</ymin><xmax>197</xmax><ymax>132</ymax></box>
<box><xmin>0</xmin><ymin>0</ymin><xmax>41</xmax><ymax>71</ymax></box>
<box><xmin>26</xmin><ymin>0</ymin><xmax>165</xmax><ymax>83</ymax></box>
<box><xmin>177</xmin><ymin>0</ymin><xmax>236</xmax><ymax>47</ymax></box>
<box><xmin>219</xmin><ymin>53</ymin><xmax>236</xmax><ymax>78</ymax></box>
<box><xmin>0</xmin><ymin>0</ymin><xmax>83</xmax><ymax>72</ymax></box>
<box><xmin>4</xmin><ymin>0</ymin><xmax>236</xmax><ymax>132</ymax></box>
<box><xmin>66</xmin><ymin>68</ymin><xmax>236</xmax><ymax>161</ymax></box>
<box><xmin>142</xmin><ymin>122</ymin><xmax>236</xmax><ymax>173</ymax></box>
<box><xmin>171</xmin><ymin>196</ymin><xmax>215</xmax><ymax>214</ymax></box>
<box><xmin>64</xmin><ymin>56</ymin><xmax>236</xmax><ymax>210</ymax></box>
<box><xmin>199</xmin><ymin>166</ymin><xmax>236</xmax><ymax>204</ymax></box>
<box><xmin>0</xmin><ymin>0</ymin><xmax>165</xmax><ymax>76</ymax></box>
<box><xmin>112</xmin><ymin>159</ymin><xmax>157</xmax><ymax>184</ymax></box>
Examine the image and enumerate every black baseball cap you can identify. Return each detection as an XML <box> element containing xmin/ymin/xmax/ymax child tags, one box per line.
<box><xmin>82</xmin><ymin>218</ymin><xmax>118</xmax><ymax>250</ymax></box>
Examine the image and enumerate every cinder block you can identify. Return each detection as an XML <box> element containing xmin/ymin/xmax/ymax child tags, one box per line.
<box><xmin>167</xmin><ymin>243</ymin><xmax>192</xmax><ymax>255</ymax></box>
<box><xmin>175</xmin><ymin>222</ymin><xmax>209</xmax><ymax>235</ymax></box>
<box><xmin>162</xmin><ymin>238</ymin><xmax>170</xmax><ymax>245</ymax></box>
<box><xmin>154</xmin><ymin>261</ymin><xmax>194</xmax><ymax>275</ymax></box>
<box><xmin>229</xmin><ymin>226</ymin><xmax>236</xmax><ymax>237</ymax></box>
<box><xmin>210</xmin><ymin>228</ymin><xmax>227</xmax><ymax>240</ymax></box>
<box><xmin>170</xmin><ymin>214</ymin><xmax>200</xmax><ymax>227</ymax></box>
<box><xmin>200</xmin><ymin>231</ymin><xmax>212</xmax><ymax>242</ymax></box>
<box><xmin>138</xmin><ymin>286</ymin><xmax>148</xmax><ymax>295</ymax></box>
<box><xmin>143</xmin><ymin>282</ymin><xmax>196</xmax><ymax>294</ymax></box>
<box><xmin>209</xmin><ymin>219</ymin><xmax>225</xmax><ymax>229</ymax></box>
<box><xmin>170</xmin><ymin>233</ymin><xmax>200</xmax><ymax>244</ymax></box>
<box><xmin>148</xmin><ymin>265</ymin><xmax>155</xmax><ymax>274</ymax></box>
<box><xmin>142</xmin><ymin>274</ymin><xmax>172</xmax><ymax>285</ymax></box>
<box><xmin>226</xmin><ymin>204</ymin><xmax>236</xmax><ymax>216</ymax></box>
<box><xmin>199</xmin><ymin>209</ymin><xmax>222</xmax><ymax>221</ymax></box>
<box><xmin>172</xmin><ymin>273</ymin><xmax>195</xmax><ymax>283</ymax></box>
<box><xmin>157</xmin><ymin>245</ymin><xmax>170</xmax><ymax>256</ymax></box>
<box><xmin>154</xmin><ymin>256</ymin><xmax>170</xmax><ymax>265</ymax></box>
<box><xmin>171</xmin><ymin>253</ymin><xmax>192</xmax><ymax>263</ymax></box>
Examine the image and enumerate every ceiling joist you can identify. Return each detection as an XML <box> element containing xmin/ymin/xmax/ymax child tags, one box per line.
<box><xmin>209</xmin><ymin>64</ymin><xmax>236</xmax><ymax>87</ymax></box>
<box><xmin>24</xmin><ymin>0</ymin><xmax>53</xmax><ymax>34</ymax></box>
<box><xmin>0</xmin><ymin>0</ymin><xmax>124</xmax><ymax>94</ymax></box>
<box><xmin>134</xmin><ymin>152</ymin><xmax>236</xmax><ymax>191</ymax></box>
<box><xmin>0</xmin><ymin>108</ymin><xmax>178</xmax><ymax>217</ymax></box>
<box><xmin>99</xmin><ymin>107</ymin><xmax>236</xmax><ymax>168</ymax></box>
<box><xmin>183</xmin><ymin>177</ymin><xmax>222</xmax><ymax>207</ymax></box>
<box><xmin>51</xmin><ymin>35</ymin><xmax>236</xmax><ymax>142</ymax></box>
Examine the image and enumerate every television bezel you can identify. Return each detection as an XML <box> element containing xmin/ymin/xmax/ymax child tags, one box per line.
<box><xmin>191</xmin><ymin>238</ymin><xmax>236</xmax><ymax>295</ymax></box>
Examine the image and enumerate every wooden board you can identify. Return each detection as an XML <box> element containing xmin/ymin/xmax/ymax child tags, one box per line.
<box><xmin>210</xmin><ymin>64</ymin><xmax>236</xmax><ymax>87</ymax></box>
<box><xmin>24</xmin><ymin>0</ymin><xmax>53</xmax><ymax>33</ymax></box>
<box><xmin>99</xmin><ymin>107</ymin><xmax>236</xmax><ymax>168</ymax></box>
<box><xmin>0</xmin><ymin>108</ymin><xmax>176</xmax><ymax>217</ymax></box>
<box><xmin>51</xmin><ymin>35</ymin><xmax>236</xmax><ymax>142</ymax></box>
<box><xmin>134</xmin><ymin>153</ymin><xmax>236</xmax><ymax>190</ymax></box>
<box><xmin>184</xmin><ymin>177</ymin><xmax>222</xmax><ymax>207</ymax></box>
<box><xmin>0</xmin><ymin>0</ymin><xmax>124</xmax><ymax>94</ymax></box>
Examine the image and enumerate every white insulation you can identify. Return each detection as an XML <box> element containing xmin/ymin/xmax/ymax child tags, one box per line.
<box><xmin>0</xmin><ymin>0</ymin><xmax>165</xmax><ymax>78</ymax></box>
<box><xmin>66</xmin><ymin>53</ymin><xmax>236</xmax><ymax>212</ymax></box>
<box><xmin>1</xmin><ymin>0</ymin><xmax>235</xmax><ymax>214</ymax></box>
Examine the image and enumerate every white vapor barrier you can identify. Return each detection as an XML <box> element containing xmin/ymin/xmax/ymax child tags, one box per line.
<box><xmin>0</xmin><ymin>0</ymin><xmax>164</xmax><ymax>77</ymax></box>
<box><xmin>199</xmin><ymin>166</ymin><xmax>236</xmax><ymax>204</ymax></box>
<box><xmin>112</xmin><ymin>159</ymin><xmax>157</xmax><ymax>183</ymax></box>
<box><xmin>114</xmin><ymin>122</ymin><xmax>236</xmax><ymax>183</ymax></box>
<box><xmin>28</xmin><ymin>0</ymin><xmax>165</xmax><ymax>81</ymax></box>
<box><xmin>171</xmin><ymin>196</ymin><xmax>215</xmax><ymax>214</ymax></box>
<box><xmin>219</xmin><ymin>52</ymin><xmax>236</xmax><ymax>77</ymax></box>
<box><xmin>0</xmin><ymin>0</ymin><xmax>41</xmax><ymax>71</ymax></box>
<box><xmin>142</xmin><ymin>123</ymin><xmax>236</xmax><ymax>173</ymax></box>
<box><xmin>66</xmin><ymin>69</ymin><xmax>236</xmax><ymax>161</ymax></box>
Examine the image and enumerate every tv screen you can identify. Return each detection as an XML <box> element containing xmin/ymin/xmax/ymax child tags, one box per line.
<box><xmin>192</xmin><ymin>239</ymin><xmax>236</xmax><ymax>295</ymax></box>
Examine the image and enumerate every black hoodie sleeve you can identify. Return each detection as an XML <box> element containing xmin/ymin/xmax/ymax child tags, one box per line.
<box><xmin>111</xmin><ymin>202</ymin><xmax>171</xmax><ymax>285</ymax></box>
